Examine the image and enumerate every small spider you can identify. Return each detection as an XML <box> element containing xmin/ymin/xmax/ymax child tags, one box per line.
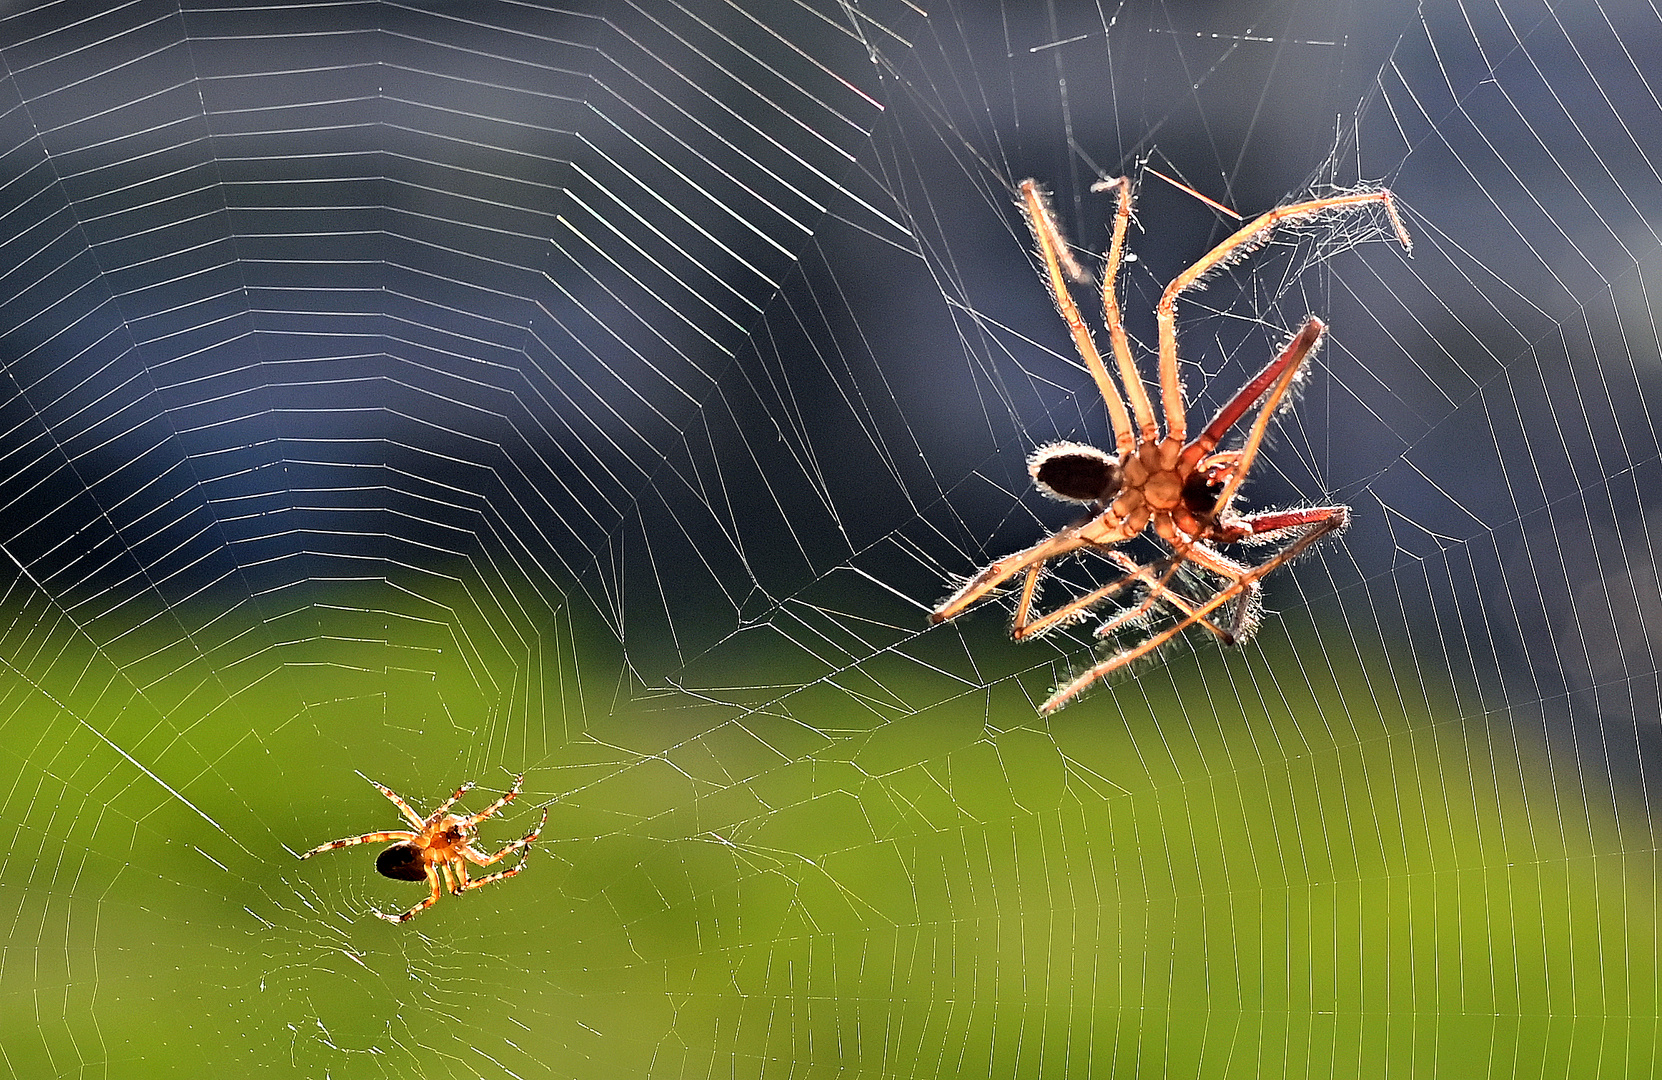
<box><xmin>931</xmin><ymin>175</ymin><xmax>1411</xmax><ymax>712</ymax></box>
<box><xmin>299</xmin><ymin>774</ymin><xmax>547</xmax><ymax>923</ymax></box>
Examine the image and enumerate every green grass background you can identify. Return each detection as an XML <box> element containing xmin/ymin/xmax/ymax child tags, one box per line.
<box><xmin>0</xmin><ymin>578</ymin><xmax>1654</xmax><ymax>1078</ymax></box>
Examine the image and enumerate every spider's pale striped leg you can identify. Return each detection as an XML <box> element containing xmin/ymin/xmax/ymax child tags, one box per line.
<box><xmin>1155</xmin><ymin>189</ymin><xmax>1411</xmax><ymax>442</ymax></box>
<box><xmin>457</xmin><ymin>861</ymin><xmax>530</xmax><ymax>892</ymax></box>
<box><xmin>298</xmin><ymin>830</ymin><xmax>415</xmax><ymax>859</ymax></box>
<box><xmin>463</xmin><ymin>774</ymin><xmax>524</xmax><ymax>826</ymax></box>
<box><xmin>362</xmin><ymin>777</ymin><xmax>428</xmax><ymax>829</ymax></box>
<box><xmin>377</xmin><ymin>867</ymin><xmax>443</xmax><ymax>923</ymax></box>
<box><xmin>424</xmin><ymin>781</ymin><xmax>476</xmax><ymax>824</ymax></box>
<box><xmin>932</xmin><ymin>515</ymin><xmax>1133</xmax><ymax>624</ymax></box>
<box><xmin>463</xmin><ymin>808</ymin><xmax>548</xmax><ymax>868</ymax></box>
<box><xmin>1039</xmin><ymin>504</ymin><xmax>1348</xmax><ymax>714</ymax></box>
<box><xmin>440</xmin><ymin>859</ymin><xmax>466</xmax><ymax>894</ymax></box>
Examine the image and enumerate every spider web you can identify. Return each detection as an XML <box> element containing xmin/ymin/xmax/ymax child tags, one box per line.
<box><xmin>2</xmin><ymin>0</ymin><xmax>1658</xmax><ymax>1077</ymax></box>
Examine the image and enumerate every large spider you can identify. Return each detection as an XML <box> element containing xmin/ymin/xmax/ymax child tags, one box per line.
<box><xmin>299</xmin><ymin>774</ymin><xmax>546</xmax><ymax>923</ymax></box>
<box><xmin>931</xmin><ymin>175</ymin><xmax>1411</xmax><ymax>713</ymax></box>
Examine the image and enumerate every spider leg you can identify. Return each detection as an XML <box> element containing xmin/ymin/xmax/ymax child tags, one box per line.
<box><xmin>441</xmin><ymin>858</ymin><xmax>466</xmax><ymax>894</ymax></box>
<box><xmin>362</xmin><ymin>777</ymin><xmax>427</xmax><ymax>829</ymax></box>
<box><xmin>1087</xmin><ymin>555</ymin><xmax>1202</xmax><ymax>641</ymax></box>
<box><xmin>1183</xmin><ymin>318</ymin><xmax>1326</xmax><ymax>523</ymax></box>
<box><xmin>1019</xmin><ymin>180</ymin><xmax>1136</xmax><ymax>454</ymax></box>
<box><xmin>456</xmin><ymin>860</ymin><xmax>530</xmax><ymax>893</ymax></box>
<box><xmin>1092</xmin><ymin>176</ymin><xmax>1160</xmax><ymax>442</ymax></box>
<box><xmin>376</xmin><ymin>865</ymin><xmax>443</xmax><ymax>923</ymax></box>
<box><xmin>932</xmin><ymin>513</ymin><xmax>1135</xmax><ymax>624</ymax></box>
<box><xmin>299</xmin><ymin>830</ymin><xmax>416</xmax><ymax>859</ymax></box>
<box><xmin>1011</xmin><ymin>544</ymin><xmax>1239</xmax><ymax>644</ymax></box>
<box><xmin>462</xmin><ymin>808</ymin><xmax>548</xmax><ymax>867</ymax></box>
<box><xmin>462</xmin><ymin>774</ymin><xmax>524</xmax><ymax>826</ymax></box>
<box><xmin>1076</xmin><ymin>547</ymin><xmax>1242</xmax><ymax>644</ymax></box>
<box><xmin>425</xmin><ymin>781</ymin><xmax>477</xmax><ymax>824</ymax></box>
<box><xmin>1039</xmin><ymin>505</ymin><xmax>1347</xmax><ymax>713</ymax></box>
<box><xmin>1015</xmin><ymin>550</ymin><xmax>1170</xmax><ymax>640</ymax></box>
<box><xmin>1155</xmin><ymin>188</ymin><xmax>1410</xmax><ymax>443</ymax></box>
<box><xmin>1181</xmin><ymin>319</ymin><xmax>1322</xmax><ymax>469</ymax></box>
<box><xmin>1170</xmin><ymin>540</ymin><xmax>1267</xmax><ymax>644</ymax></box>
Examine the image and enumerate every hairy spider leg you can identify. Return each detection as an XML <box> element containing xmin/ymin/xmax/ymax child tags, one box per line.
<box><xmin>1014</xmin><ymin>551</ymin><xmax>1178</xmax><ymax>640</ymax></box>
<box><xmin>1091</xmin><ymin>176</ymin><xmax>1161</xmax><ymax>442</ymax></box>
<box><xmin>364</xmin><ymin>776</ymin><xmax>428</xmax><ymax>829</ymax></box>
<box><xmin>424</xmin><ymin>781</ymin><xmax>477</xmax><ymax>824</ymax></box>
<box><xmin>299</xmin><ymin>829</ymin><xmax>416</xmax><ymax>859</ymax></box>
<box><xmin>463</xmin><ymin>808</ymin><xmax>548</xmax><ymax>867</ymax></box>
<box><xmin>1019</xmin><ymin>180</ymin><xmax>1136</xmax><ymax>453</ymax></box>
<box><xmin>1155</xmin><ymin>189</ymin><xmax>1410</xmax><ymax>442</ymax></box>
<box><xmin>378</xmin><ymin>868</ymin><xmax>443</xmax><ymax>923</ymax></box>
<box><xmin>462</xmin><ymin>773</ymin><xmax>524</xmax><ymax>826</ymax></box>
<box><xmin>1040</xmin><ymin>501</ymin><xmax>1347</xmax><ymax>713</ymax></box>
<box><xmin>931</xmin><ymin>510</ymin><xmax>1140</xmax><ymax>624</ymax></box>
<box><xmin>1011</xmin><ymin>543</ymin><xmax>1244</xmax><ymax>645</ymax></box>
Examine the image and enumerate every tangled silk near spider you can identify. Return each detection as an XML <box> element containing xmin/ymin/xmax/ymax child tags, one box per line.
<box><xmin>930</xmin><ymin>175</ymin><xmax>1409</xmax><ymax>713</ymax></box>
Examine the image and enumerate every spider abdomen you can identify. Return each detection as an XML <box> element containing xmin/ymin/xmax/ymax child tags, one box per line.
<box><xmin>376</xmin><ymin>842</ymin><xmax>428</xmax><ymax>881</ymax></box>
<box><xmin>1029</xmin><ymin>442</ymin><xmax>1122</xmax><ymax>504</ymax></box>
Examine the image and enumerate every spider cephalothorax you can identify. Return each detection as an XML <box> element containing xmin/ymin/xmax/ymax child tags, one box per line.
<box><xmin>932</xmin><ymin>175</ymin><xmax>1411</xmax><ymax>712</ymax></box>
<box><xmin>300</xmin><ymin>774</ymin><xmax>546</xmax><ymax>923</ymax></box>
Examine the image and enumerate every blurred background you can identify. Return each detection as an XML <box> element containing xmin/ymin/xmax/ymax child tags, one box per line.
<box><xmin>0</xmin><ymin>0</ymin><xmax>1658</xmax><ymax>1076</ymax></box>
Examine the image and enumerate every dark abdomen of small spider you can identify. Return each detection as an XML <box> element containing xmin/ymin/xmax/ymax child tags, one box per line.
<box><xmin>1182</xmin><ymin>473</ymin><xmax>1225</xmax><ymax>518</ymax></box>
<box><xmin>1031</xmin><ymin>445</ymin><xmax>1122</xmax><ymax>504</ymax></box>
<box><xmin>376</xmin><ymin>842</ymin><xmax>427</xmax><ymax>881</ymax></box>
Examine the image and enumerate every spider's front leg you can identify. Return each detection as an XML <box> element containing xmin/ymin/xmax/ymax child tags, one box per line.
<box><xmin>464</xmin><ymin>808</ymin><xmax>548</xmax><ymax>868</ymax></box>
<box><xmin>426</xmin><ymin>780</ymin><xmax>476</xmax><ymax>822</ymax></box>
<box><xmin>362</xmin><ymin>777</ymin><xmax>428</xmax><ymax>829</ymax></box>
<box><xmin>463</xmin><ymin>774</ymin><xmax>524</xmax><ymax>826</ymax></box>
